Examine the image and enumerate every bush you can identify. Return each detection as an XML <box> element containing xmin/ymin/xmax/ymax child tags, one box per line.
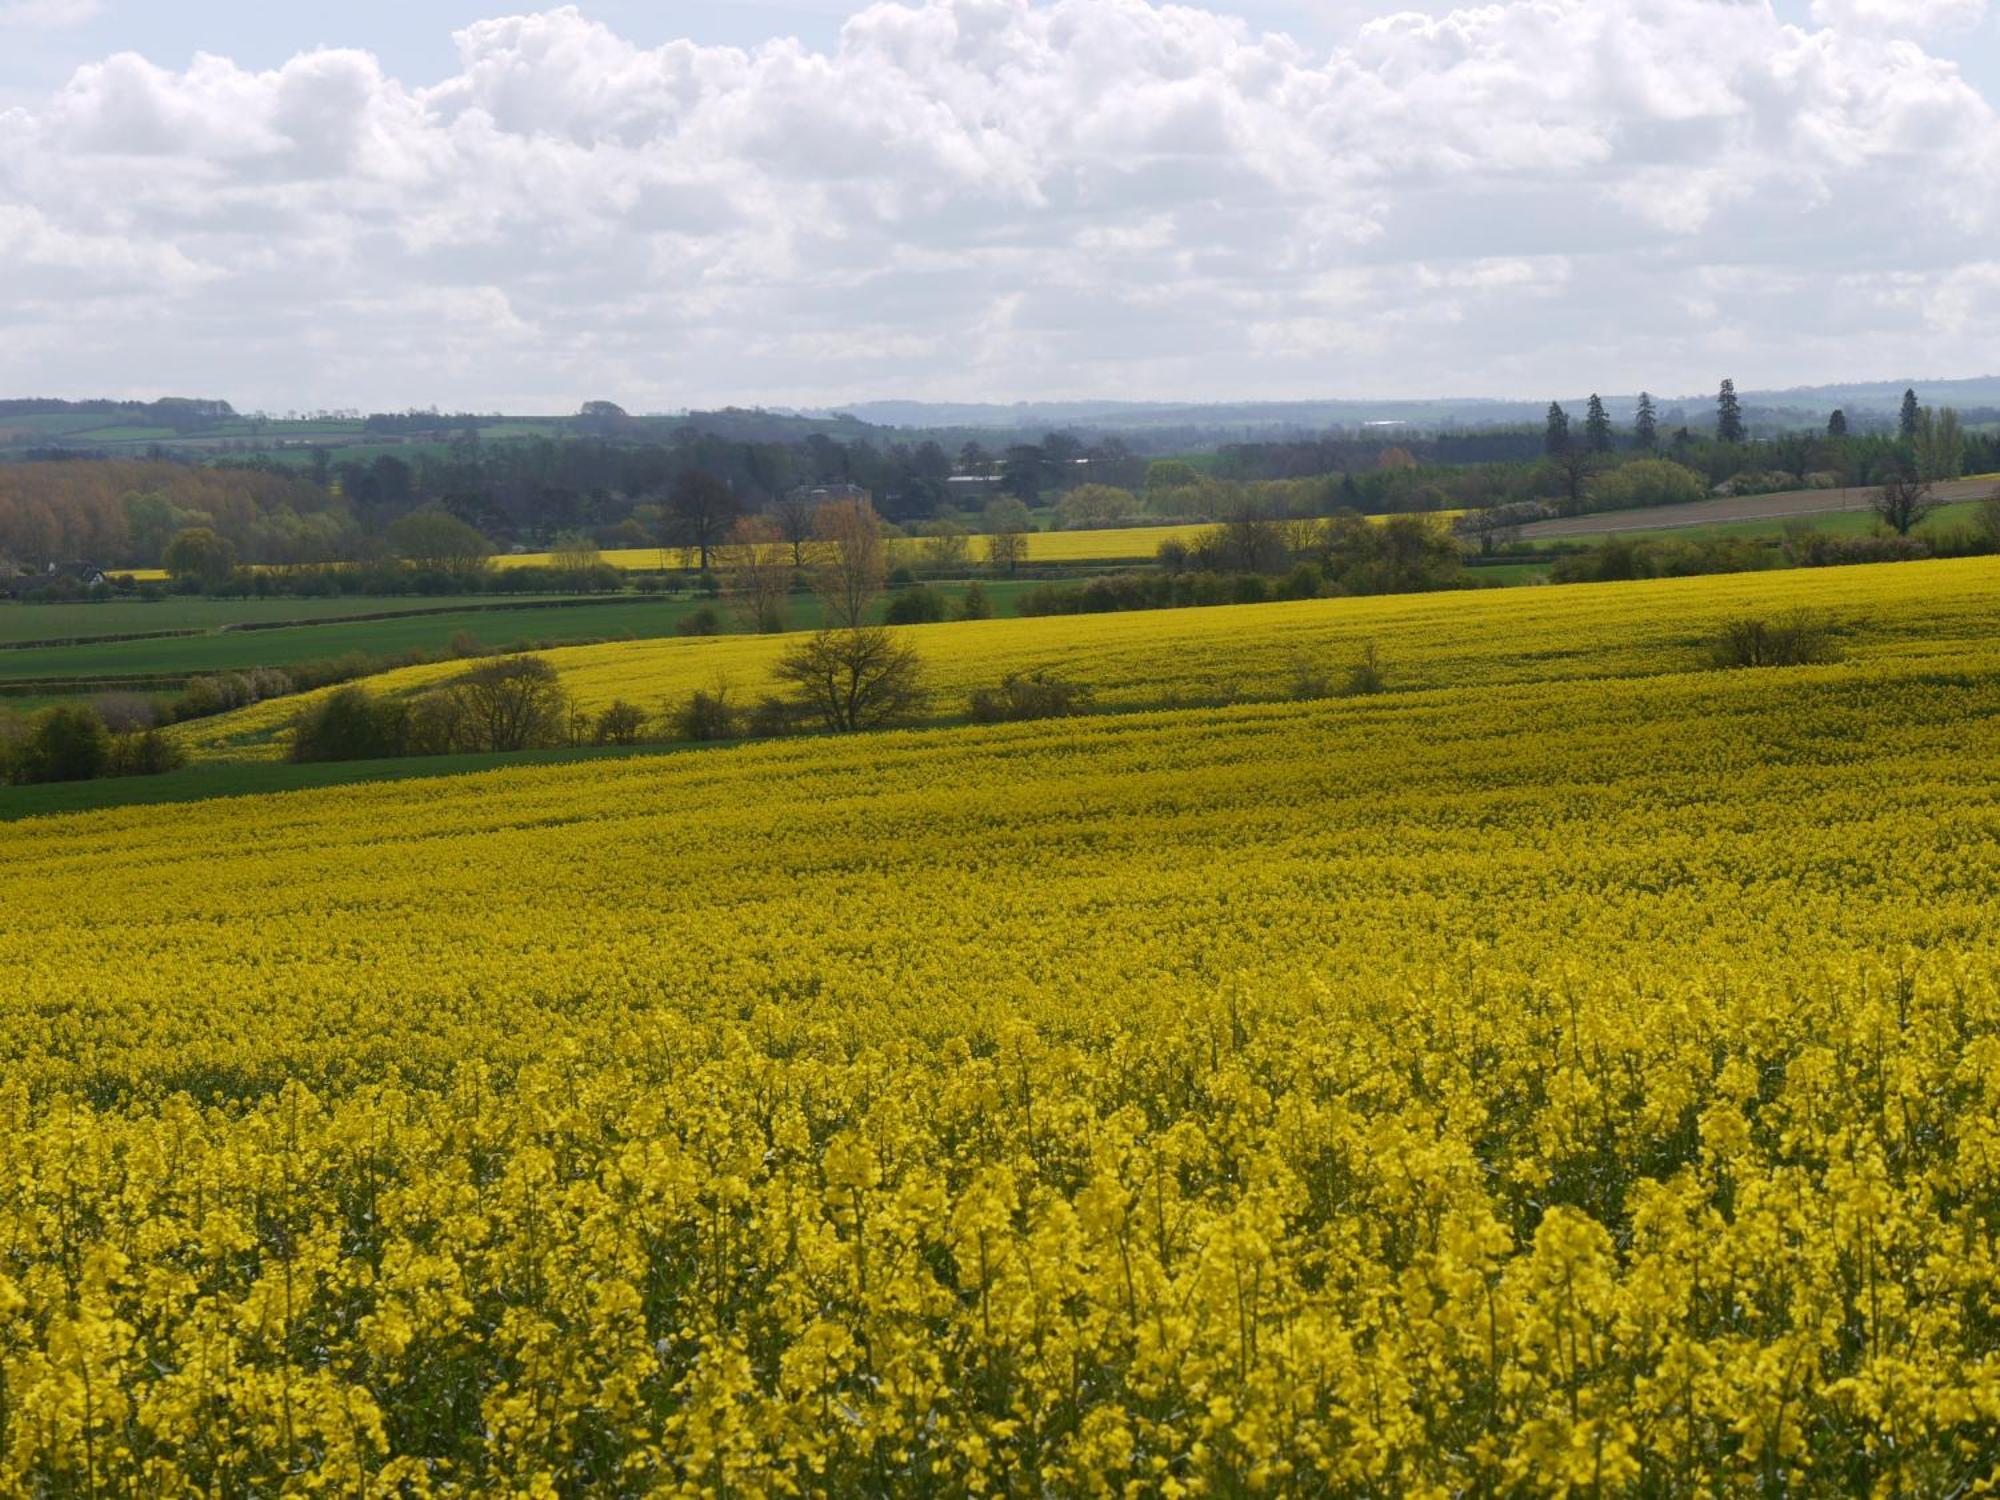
<box><xmin>594</xmin><ymin>700</ymin><xmax>649</xmax><ymax>746</ymax></box>
<box><xmin>107</xmin><ymin>728</ymin><xmax>185</xmax><ymax>778</ymax></box>
<box><xmin>1343</xmin><ymin>643</ymin><xmax>1389</xmax><ymax>697</ymax></box>
<box><xmin>290</xmin><ymin>686</ymin><xmax>408</xmax><ymax>763</ymax></box>
<box><xmin>967</xmin><ymin>671</ymin><xmax>1095</xmax><ymax>724</ymax></box>
<box><xmin>1782</xmin><ymin>530</ymin><xmax>1932</xmax><ymax>568</ymax></box>
<box><xmin>678</xmin><ymin>607</ymin><xmax>723</xmax><ymax>637</ymax></box>
<box><xmin>1287</xmin><ymin>654</ymin><xmax>1336</xmax><ymax>701</ymax></box>
<box><xmin>957</xmin><ymin>583</ymin><xmax>993</xmax><ymax>621</ymax></box>
<box><xmin>10</xmin><ymin>704</ymin><xmax>111</xmax><ymax>784</ymax></box>
<box><xmin>674</xmin><ymin>685</ymin><xmax>740</xmax><ymax>742</ymax></box>
<box><xmin>1709</xmin><ymin>611</ymin><xmax>1841</xmax><ymax>669</ymax></box>
<box><xmin>884</xmin><ymin>586</ymin><xmax>949</xmax><ymax>626</ymax></box>
<box><xmin>747</xmin><ymin>695</ymin><xmax>802</xmax><ymax>738</ymax></box>
<box><xmin>1587</xmin><ymin>459</ymin><xmax>1708</xmax><ymax>511</ymax></box>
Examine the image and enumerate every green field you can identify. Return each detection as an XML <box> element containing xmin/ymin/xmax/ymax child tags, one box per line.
<box><xmin>1550</xmin><ymin>498</ymin><xmax>1986</xmax><ymax>546</ymax></box>
<box><xmin>0</xmin><ymin>580</ymin><xmax>1046</xmax><ymax>695</ymax></box>
<box><xmin>0</xmin><ymin>594</ymin><xmax>579</xmax><ymax>645</ymax></box>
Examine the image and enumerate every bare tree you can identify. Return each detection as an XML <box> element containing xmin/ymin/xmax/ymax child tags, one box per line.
<box><xmin>919</xmin><ymin>521</ymin><xmax>972</xmax><ymax>576</ymax></box>
<box><xmin>987</xmin><ymin>529</ymin><xmax>1029</xmax><ymax>576</ymax></box>
<box><xmin>721</xmin><ymin>516</ymin><xmax>792</xmax><ymax>633</ymax></box>
<box><xmin>774</xmin><ymin>628</ymin><xmax>930</xmax><ymax>732</ymax></box>
<box><xmin>812</xmin><ymin>497</ymin><xmax>887</xmax><ymax>627</ymax></box>
<box><xmin>446</xmin><ymin>656</ymin><xmax>570</xmax><ymax>751</ymax></box>
<box><xmin>1873</xmin><ymin>472</ymin><xmax>1937</xmax><ymax>537</ymax></box>
<box><xmin>666</xmin><ymin>470</ymin><xmax>741</xmax><ymax>573</ymax></box>
<box><xmin>771</xmin><ymin>491</ymin><xmax>817</xmax><ymax>570</ymax></box>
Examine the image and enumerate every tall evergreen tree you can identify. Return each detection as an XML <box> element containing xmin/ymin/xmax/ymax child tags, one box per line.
<box><xmin>1716</xmin><ymin>379</ymin><xmax>1745</xmax><ymax>444</ymax></box>
<box><xmin>1633</xmin><ymin>392</ymin><xmax>1658</xmax><ymax>450</ymax></box>
<box><xmin>1827</xmin><ymin>409</ymin><xmax>1848</xmax><ymax>438</ymax></box>
<box><xmin>1900</xmin><ymin>388</ymin><xmax>1922</xmax><ymax>440</ymax></box>
<box><xmin>1544</xmin><ymin>402</ymin><xmax>1571</xmax><ymax>456</ymax></box>
<box><xmin>1583</xmin><ymin>394</ymin><xmax>1613</xmax><ymax>453</ymax></box>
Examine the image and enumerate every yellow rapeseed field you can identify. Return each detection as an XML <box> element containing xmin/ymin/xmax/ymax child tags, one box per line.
<box><xmin>495</xmin><ymin>524</ymin><xmax>1246</xmax><ymax>573</ymax></box>
<box><xmin>4</xmin><ymin>553</ymin><xmax>2000</xmax><ymax>1491</ymax></box>
<box><xmin>176</xmin><ymin>554</ymin><xmax>2000</xmax><ymax>763</ymax></box>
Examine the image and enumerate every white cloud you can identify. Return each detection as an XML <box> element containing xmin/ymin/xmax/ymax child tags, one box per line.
<box><xmin>2</xmin><ymin>0</ymin><xmax>1999</xmax><ymax>408</ymax></box>
<box><xmin>1810</xmin><ymin>0</ymin><xmax>1987</xmax><ymax>35</ymax></box>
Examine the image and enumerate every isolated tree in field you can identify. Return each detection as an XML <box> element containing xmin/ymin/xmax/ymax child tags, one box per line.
<box><xmin>1715</xmin><ymin>380</ymin><xmax>1745</xmax><ymax>444</ymax></box>
<box><xmin>1584</xmin><ymin>394</ymin><xmax>1613</xmax><ymax>453</ymax></box>
<box><xmin>987</xmin><ymin>529</ymin><xmax>1029</xmax><ymax>575</ymax></box>
<box><xmin>547</xmin><ymin>531</ymin><xmax>602</xmax><ymax>585</ymax></box>
<box><xmin>1827</xmin><ymin>408</ymin><xmax>1848</xmax><ymax>438</ymax></box>
<box><xmin>722</xmin><ymin>515</ymin><xmax>792</xmax><ymax>633</ymax></box>
<box><xmin>387</xmin><ymin>509</ymin><xmax>492</xmax><ymax>581</ymax></box>
<box><xmin>667</xmin><ymin>470</ymin><xmax>741</xmax><ymax>572</ymax></box>
<box><xmin>770</xmin><ymin>490</ymin><xmax>817</xmax><ymax>569</ymax></box>
<box><xmin>1543</xmin><ymin>403</ymin><xmax>1571</xmax><ymax>456</ymax></box>
<box><xmin>811</xmin><ymin>497</ymin><xmax>887</xmax><ymax>627</ymax></box>
<box><xmin>448</xmin><ymin>656</ymin><xmax>570</xmax><ymax>752</ymax></box>
<box><xmin>775</xmin><ymin>627</ymin><xmax>930</xmax><ymax>732</ymax></box>
<box><xmin>1900</xmin><ymin>387</ymin><xmax>1922</xmax><ymax>440</ymax></box>
<box><xmin>1633</xmin><ymin>392</ymin><xmax>1658</xmax><ymax>450</ymax></box>
<box><xmin>162</xmin><ymin>526</ymin><xmax>238</xmax><ymax>590</ymax></box>
<box><xmin>1873</xmin><ymin>472</ymin><xmax>1937</xmax><ymax>536</ymax></box>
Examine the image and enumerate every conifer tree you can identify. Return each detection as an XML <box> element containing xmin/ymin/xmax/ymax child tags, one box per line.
<box><xmin>1633</xmin><ymin>392</ymin><xmax>1658</xmax><ymax>450</ymax></box>
<box><xmin>1584</xmin><ymin>394</ymin><xmax>1613</xmax><ymax>453</ymax></box>
<box><xmin>1716</xmin><ymin>380</ymin><xmax>1745</xmax><ymax>445</ymax></box>
<box><xmin>1544</xmin><ymin>402</ymin><xmax>1571</xmax><ymax>456</ymax></box>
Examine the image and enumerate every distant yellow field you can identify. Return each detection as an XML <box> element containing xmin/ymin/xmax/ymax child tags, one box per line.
<box><xmin>172</xmin><ymin>552</ymin><xmax>2000</xmax><ymax>763</ymax></box>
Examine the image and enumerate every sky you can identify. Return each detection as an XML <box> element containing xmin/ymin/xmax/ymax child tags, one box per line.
<box><xmin>2</xmin><ymin>0</ymin><xmax>1999</xmax><ymax>413</ymax></box>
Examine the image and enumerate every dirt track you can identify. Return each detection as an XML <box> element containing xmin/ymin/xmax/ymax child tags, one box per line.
<box><xmin>1518</xmin><ymin>477</ymin><xmax>1997</xmax><ymax>540</ymax></box>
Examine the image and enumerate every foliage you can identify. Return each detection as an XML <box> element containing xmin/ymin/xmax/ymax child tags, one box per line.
<box><xmin>289</xmin><ymin>685</ymin><xmax>408</xmax><ymax>763</ymax></box>
<box><xmin>1709</xmin><ymin>609</ymin><xmax>1841</xmax><ymax>668</ymax></box>
<box><xmin>773</xmin><ymin>626</ymin><xmax>930</xmax><ymax>732</ymax></box>
<box><xmin>592</xmin><ymin>699</ymin><xmax>649</xmax><ymax>746</ymax></box>
<box><xmin>162</xmin><ymin>526</ymin><xmax>239</xmax><ymax>590</ymax></box>
<box><xmin>673</xmin><ymin>683</ymin><xmax>742</xmax><ymax>742</ymax></box>
<box><xmin>386</xmin><ymin>509</ymin><xmax>493</xmax><ymax>580</ymax></box>
<box><xmin>883</xmin><ymin>585</ymin><xmax>950</xmax><ymax>626</ymax></box>
<box><xmin>966</xmin><ymin>670</ymin><xmax>1095</xmax><ymax>723</ymax></box>
<box><xmin>1586</xmin><ymin>457</ymin><xmax>1708</xmax><ymax>511</ymax></box>
<box><xmin>7</xmin><ymin>702</ymin><xmax>111</xmax><ymax>783</ymax></box>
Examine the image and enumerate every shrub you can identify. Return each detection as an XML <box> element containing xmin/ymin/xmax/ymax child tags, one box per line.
<box><xmin>957</xmin><ymin>583</ymin><xmax>993</xmax><ymax>621</ymax></box>
<box><xmin>674</xmin><ymin>686</ymin><xmax>740</xmax><ymax>742</ymax></box>
<box><xmin>107</xmin><ymin>728</ymin><xmax>185</xmax><ymax>778</ymax></box>
<box><xmin>1709</xmin><ymin>611</ymin><xmax>1841</xmax><ymax>669</ymax></box>
<box><xmin>884</xmin><ymin>586</ymin><xmax>949</xmax><ymax>626</ymax></box>
<box><xmin>10</xmin><ymin>704</ymin><xmax>111</xmax><ymax>784</ymax></box>
<box><xmin>1343</xmin><ymin>643</ymin><xmax>1389</xmax><ymax>697</ymax></box>
<box><xmin>594</xmin><ymin>700</ymin><xmax>649</xmax><ymax>746</ymax></box>
<box><xmin>405</xmin><ymin>692</ymin><xmax>472</xmax><ymax>757</ymax></box>
<box><xmin>967</xmin><ymin>671</ymin><xmax>1095</xmax><ymax>724</ymax></box>
<box><xmin>1287</xmin><ymin>654</ymin><xmax>1336</xmax><ymax>701</ymax></box>
<box><xmin>678</xmin><ymin>607</ymin><xmax>723</xmax><ymax>637</ymax></box>
<box><xmin>290</xmin><ymin>687</ymin><xmax>408</xmax><ymax>763</ymax></box>
<box><xmin>747</xmin><ymin>694</ymin><xmax>803</xmax><ymax>739</ymax></box>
